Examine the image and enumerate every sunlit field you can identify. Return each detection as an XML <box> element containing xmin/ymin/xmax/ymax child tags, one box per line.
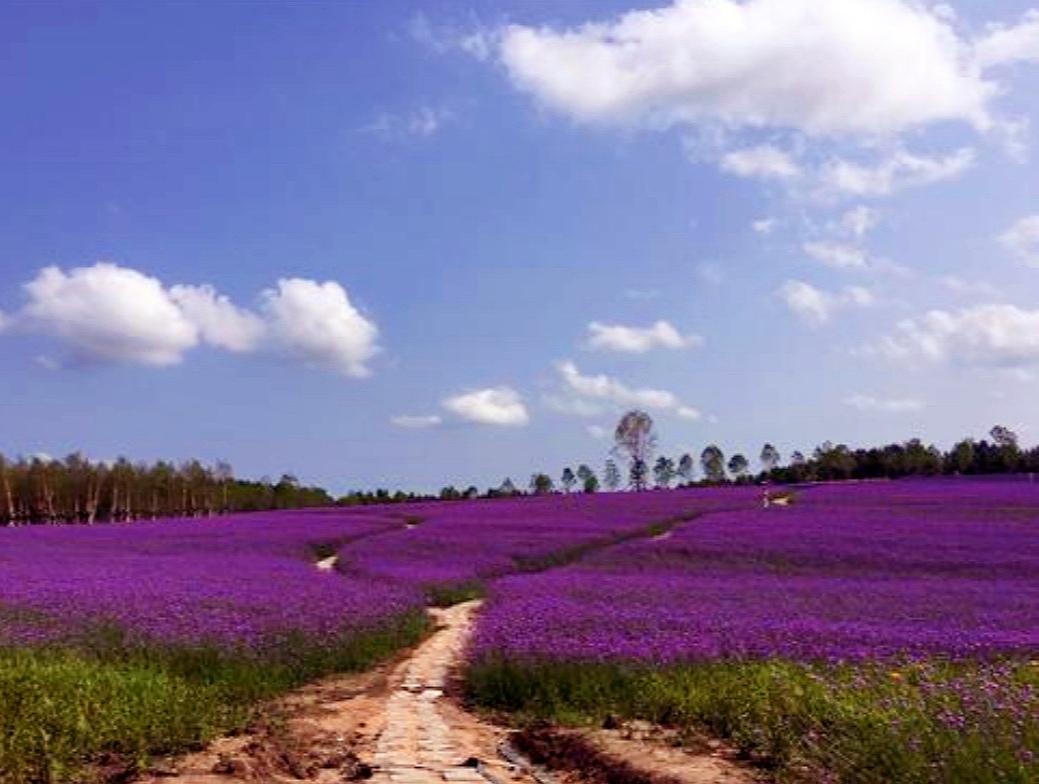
<box><xmin>3</xmin><ymin>480</ymin><xmax>1038</xmax><ymax>782</ymax></box>
<box><xmin>467</xmin><ymin>480</ymin><xmax>1039</xmax><ymax>782</ymax></box>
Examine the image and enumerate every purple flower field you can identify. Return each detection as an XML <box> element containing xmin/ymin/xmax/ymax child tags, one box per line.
<box><xmin>0</xmin><ymin>488</ymin><xmax>744</xmax><ymax>648</ymax></box>
<box><xmin>0</xmin><ymin>509</ymin><xmax>421</xmax><ymax>647</ymax></box>
<box><xmin>336</xmin><ymin>488</ymin><xmax>752</xmax><ymax>589</ymax></box>
<box><xmin>472</xmin><ymin>479</ymin><xmax>1039</xmax><ymax>665</ymax></box>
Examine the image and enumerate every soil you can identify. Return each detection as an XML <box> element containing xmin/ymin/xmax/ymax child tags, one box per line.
<box><xmin>133</xmin><ymin>601</ymin><xmax>756</xmax><ymax>784</ymax></box>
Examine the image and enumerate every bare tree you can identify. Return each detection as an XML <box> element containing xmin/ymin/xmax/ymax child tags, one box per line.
<box><xmin>614</xmin><ymin>410</ymin><xmax>657</xmax><ymax>492</ymax></box>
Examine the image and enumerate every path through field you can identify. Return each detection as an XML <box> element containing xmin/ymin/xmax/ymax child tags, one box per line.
<box><xmin>138</xmin><ymin>599</ymin><xmax>752</xmax><ymax>784</ymax></box>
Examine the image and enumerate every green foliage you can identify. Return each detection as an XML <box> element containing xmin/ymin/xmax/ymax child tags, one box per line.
<box><xmin>0</xmin><ymin>612</ymin><xmax>429</xmax><ymax>783</ymax></box>
<box><xmin>425</xmin><ymin>581</ymin><xmax>486</xmax><ymax>608</ymax></box>
<box><xmin>467</xmin><ymin>657</ymin><xmax>1039</xmax><ymax>784</ymax></box>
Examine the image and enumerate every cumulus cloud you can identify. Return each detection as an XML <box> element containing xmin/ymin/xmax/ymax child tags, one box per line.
<box><xmin>390</xmin><ymin>414</ymin><xmax>443</xmax><ymax>429</ymax></box>
<box><xmin>169</xmin><ymin>284</ymin><xmax>265</xmax><ymax>353</ymax></box>
<box><xmin>720</xmin><ymin>145</ymin><xmax>801</xmax><ymax>180</ymax></box>
<box><xmin>18</xmin><ymin>264</ymin><xmax>200</xmax><ymax>366</ymax></box>
<box><xmin>496</xmin><ymin>0</ymin><xmax>995</xmax><ymax>136</ymax></box>
<box><xmin>873</xmin><ymin>304</ymin><xmax>1039</xmax><ymax>367</ymax></box>
<box><xmin>803</xmin><ymin>241</ymin><xmax>868</xmax><ymax>270</ymax></box>
<box><xmin>819</xmin><ymin>147</ymin><xmax>976</xmax><ymax>197</ymax></box>
<box><xmin>777</xmin><ymin>280</ymin><xmax>873</xmax><ymax>326</ymax></box>
<box><xmin>557</xmin><ymin>360</ymin><xmax>678</xmax><ymax>409</ymax></box>
<box><xmin>555</xmin><ymin>360</ymin><xmax>701</xmax><ymax>421</ymax></box>
<box><xmin>442</xmin><ymin>386</ymin><xmax>529</xmax><ymax>426</ymax></box>
<box><xmin>3</xmin><ymin>262</ymin><xmax>379</xmax><ymax>377</ymax></box>
<box><xmin>260</xmin><ymin>279</ymin><xmax>379</xmax><ymax>378</ymax></box>
<box><xmin>975</xmin><ymin>10</ymin><xmax>1039</xmax><ymax>68</ymax></box>
<box><xmin>587</xmin><ymin>320</ymin><xmax>704</xmax><ymax>353</ymax></box>
<box><xmin>844</xmin><ymin>394</ymin><xmax>925</xmax><ymax>413</ymax></box>
<box><xmin>998</xmin><ymin>215</ymin><xmax>1039</xmax><ymax>267</ymax></box>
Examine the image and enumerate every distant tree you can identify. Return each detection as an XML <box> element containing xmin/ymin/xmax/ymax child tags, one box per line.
<box><xmin>991</xmin><ymin>424</ymin><xmax>1021</xmax><ymax>472</ymax></box>
<box><xmin>603</xmin><ymin>459</ymin><xmax>621</xmax><ymax>491</ymax></box>
<box><xmin>499</xmin><ymin>477</ymin><xmax>517</xmax><ymax>496</ymax></box>
<box><xmin>653</xmin><ymin>456</ymin><xmax>676</xmax><ymax>488</ymax></box>
<box><xmin>614</xmin><ymin>410</ymin><xmax>657</xmax><ymax>491</ymax></box>
<box><xmin>760</xmin><ymin>443</ymin><xmax>781</xmax><ymax>473</ymax></box>
<box><xmin>677</xmin><ymin>453</ymin><xmax>695</xmax><ymax>485</ymax></box>
<box><xmin>576</xmin><ymin>464</ymin><xmax>598</xmax><ymax>493</ymax></box>
<box><xmin>439</xmin><ymin>485</ymin><xmax>461</xmax><ymax>501</ymax></box>
<box><xmin>728</xmin><ymin>453</ymin><xmax>749</xmax><ymax>479</ymax></box>
<box><xmin>629</xmin><ymin>458</ymin><xmax>649</xmax><ymax>491</ymax></box>
<box><xmin>530</xmin><ymin>473</ymin><xmax>554</xmax><ymax>495</ymax></box>
<box><xmin>946</xmin><ymin>439</ymin><xmax>975</xmax><ymax>474</ymax></box>
<box><xmin>701</xmin><ymin>445</ymin><xmax>726</xmax><ymax>483</ymax></box>
<box><xmin>561</xmin><ymin>466</ymin><xmax>576</xmax><ymax>493</ymax></box>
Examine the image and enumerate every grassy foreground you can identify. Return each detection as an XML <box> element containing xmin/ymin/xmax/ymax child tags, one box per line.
<box><xmin>0</xmin><ymin>611</ymin><xmax>429</xmax><ymax>784</ymax></box>
<box><xmin>467</xmin><ymin>657</ymin><xmax>1039</xmax><ymax>783</ymax></box>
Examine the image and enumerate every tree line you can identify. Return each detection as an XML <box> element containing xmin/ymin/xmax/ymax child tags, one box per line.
<box><xmin>0</xmin><ymin>453</ymin><xmax>332</xmax><ymax>525</ymax></box>
<box><xmin>6</xmin><ymin>418</ymin><xmax>1037</xmax><ymax>525</ymax></box>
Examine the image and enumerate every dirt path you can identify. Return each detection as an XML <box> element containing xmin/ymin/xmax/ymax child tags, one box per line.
<box><xmin>137</xmin><ymin>600</ymin><xmax>755</xmax><ymax>784</ymax></box>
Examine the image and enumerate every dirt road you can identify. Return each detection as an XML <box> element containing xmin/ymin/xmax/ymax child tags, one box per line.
<box><xmin>138</xmin><ymin>600</ymin><xmax>753</xmax><ymax>784</ymax></box>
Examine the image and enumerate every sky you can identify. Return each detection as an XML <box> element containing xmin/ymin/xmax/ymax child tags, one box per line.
<box><xmin>1</xmin><ymin>0</ymin><xmax>1038</xmax><ymax>494</ymax></box>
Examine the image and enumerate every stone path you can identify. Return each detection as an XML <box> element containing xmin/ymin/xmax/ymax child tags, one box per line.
<box><xmin>367</xmin><ymin>601</ymin><xmax>511</xmax><ymax>784</ymax></box>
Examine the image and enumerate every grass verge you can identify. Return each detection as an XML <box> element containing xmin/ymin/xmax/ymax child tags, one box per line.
<box><xmin>468</xmin><ymin>656</ymin><xmax>1039</xmax><ymax>783</ymax></box>
<box><xmin>0</xmin><ymin>610</ymin><xmax>429</xmax><ymax>784</ymax></box>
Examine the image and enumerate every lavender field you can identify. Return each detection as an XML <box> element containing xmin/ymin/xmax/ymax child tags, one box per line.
<box><xmin>2</xmin><ymin>479</ymin><xmax>1038</xmax><ymax>782</ymax></box>
<box><xmin>468</xmin><ymin>479</ymin><xmax>1039</xmax><ymax>782</ymax></box>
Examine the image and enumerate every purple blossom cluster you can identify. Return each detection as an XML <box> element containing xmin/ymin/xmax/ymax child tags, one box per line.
<box><xmin>472</xmin><ymin>479</ymin><xmax>1039</xmax><ymax>664</ymax></box>
<box><xmin>337</xmin><ymin>488</ymin><xmax>753</xmax><ymax>588</ymax></box>
<box><xmin>0</xmin><ymin>510</ymin><xmax>420</xmax><ymax>648</ymax></box>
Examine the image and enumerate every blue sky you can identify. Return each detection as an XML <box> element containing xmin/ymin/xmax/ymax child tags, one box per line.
<box><xmin>1</xmin><ymin>0</ymin><xmax>1038</xmax><ymax>493</ymax></box>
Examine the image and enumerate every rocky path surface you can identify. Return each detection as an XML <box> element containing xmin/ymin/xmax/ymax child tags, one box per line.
<box><xmin>137</xmin><ymin>599</ymin><xmax>753</xmax><ymax>784</ymax></box>
<box><xmin>367</xmin><ymin>600</ymin><xmax>526</xmax><ymax>783</ymax></box>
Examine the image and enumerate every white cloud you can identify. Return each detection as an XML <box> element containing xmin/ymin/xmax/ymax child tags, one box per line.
<box><xmin>873</xmin><ymin>304</ymin><xmax>1039</xmax><ymax>367</ymax></box>
<box><xmin>819</xmin><ymin>147</ymin><xmax>976</xmax><ymax>197</ymax></box>
<box><xmin>410</xmin><ymin>13</ymin><xmax>495</xmax><ymax>60</ymax></box>
<box><xmin>557</xmin><ymin>360</ymin><xmax>678</xmax><ymax>409</ymax></box>
<box><xmin>840</xmin><ymin>206</ymin><xmax>880</xmax><ymax>237</ymax></box>
<box><xmin>719</xmin><ymin>145</ymin><xmax>801</xmax><ymax>180</ymax></box>
<box><xmin>18</xmin><ymin>263</ymin><xmax>200</xmax><ymax>366</ymax></box>
<box><xmin>169</xmin><ymin>284</ymin><xmax>265</xmax><ymax>353</ymax></box>
<box><xmin>442</xmin><ymin>386</ymin><xmax>529</xmax><ymax>426</ymax></box>
<box><xmin>975</xmin><ymin>10</ymin><xmax>1039</xmax><ymax>68</ymax></box>
<box><xmin>998</xmin><ymin>215</ymin><xmax>1039</xmax><ymax>267</ymax></box>
<box><xmin>260</xmin><ymin>279</ymin><xmax>379</xmax><ymax>378</ymax></box>
<box><xmin>5</xmin><ymin>263</ymin><xmax>381</xmax><ymax>377</ymax></box>
<box><xmin>844</xmin><ymin>394</ymin><xmax>924</xmax><ymax>413</ymax></box>
<box><xmin>777</xmin><ymin>280</ymin><xmax>873</xmax><ymax>326</ymax></box>
<box><xmin>496</xmin><ymin>0</ymin><xmax>995</xmax><ymax>136</ymax></box>
<box><xmin>362</xmin><ymin>106</ymin><xmax>452</xmax><ymax>139</ymax></box>
<box><xmin>587</xmin><ymin>424</ymin><xmax>610</xmax><ymax>440</ymax></box>
<box><xmin>803</xmin><ymin>241</ymin><xmax>868</xmax><ymax>270</ymax></box>
<box><xmin>554</xmin><ymin>360</ymin><xmax>703</xmax><ymax>422</ymax></box>
<box><xmin>543</xmin><ymin>395</ymin><xmax>605</xmax><ymax>418</ymax></box>
<box><xmin>587</xmin><ymin>320</ymin><xmax>704</xmax><ymax>353</ymax></box>
<box><xmin>390</xmin><ymin>414</ymin><xmax>443</xmax><ymax>429</ymax></box>
<box><xmin>752</xmin><ymin>217</ymin><xmax>777</xmax><ymax>234</ymax></box>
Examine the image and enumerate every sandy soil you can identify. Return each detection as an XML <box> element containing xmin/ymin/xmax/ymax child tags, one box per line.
<box><xmin>135</xmin><ymin>601</ymin><xmax>756</xmax><ymax>784</ymax></box>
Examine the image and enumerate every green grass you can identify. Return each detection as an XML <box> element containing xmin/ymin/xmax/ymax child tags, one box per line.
<box><xmin>467</xmin><ymin>657</ymin><xmax>1039</xmax><ymax>783</ymax></box>
<box><xmin>426</xmin><ymin>580</ymin><xmax>486</xmax><ymax>608</ymax></box>
<box><xmin>0</xmin><ymin>610</ymin><xmax>429</xmax><ymax>784</ymax></box>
